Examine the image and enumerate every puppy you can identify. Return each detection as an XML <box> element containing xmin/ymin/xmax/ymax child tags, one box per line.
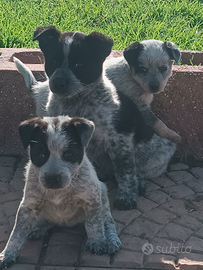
<box><xmin>104</xmin><ymin>39</ymin><xmax>181</xmax><ymax>143</ymax></box>
<box><xmin>0</xmin><ymin>116</ymin><xmax>121</xmax><ymax>269</ymax></box>
<box><xmin>14</xmin><ymin>26</ymin><xmax>176</xmax><ymax>210</ymax></box>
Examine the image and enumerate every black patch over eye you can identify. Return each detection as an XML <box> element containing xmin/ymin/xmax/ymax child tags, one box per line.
<box><xmin>137</xmin><ymin>66</ymin><xmax>148</xmax><ymax>74</ymax></box>
<box><xmin>62</xmin><ymin>143</ymin><xmax>84</xmax><ymax>164</ymax></box>
<box><xmin>30</xmin><ymin>140</ymin><xmax>50</xmax><ymax>167</ymax></box>
<box><xmin>159</xmin><ymin>65</ymin><xmax>168</xmax><ymax>73</ymax></box>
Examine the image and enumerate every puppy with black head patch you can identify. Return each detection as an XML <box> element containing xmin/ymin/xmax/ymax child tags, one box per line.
<box><xmin>0</xmin><ymin>116</ymin><xmax>121</xmax><ymax>269</ymax></box>
<box><xmin>14</xmin><ymin>26</ymin><xmax>146</xmax><ymax>211</ymax></box>
<box><xmin>104</xmin><ymin>39</ymin><xmax>181</xmax><ymax>143</ymax></box>
<box><xmin>14</xmin><ymin>27</ymin><xmax>176</xmax><ymax>211</ymax></box>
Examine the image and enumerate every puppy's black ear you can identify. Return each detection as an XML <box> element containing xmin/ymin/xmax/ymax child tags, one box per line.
<box><xmin>33</xmin><ymin>26</ymin><xmax>64</xmax><ymax>77</ymax></box>
<box><xmin>123</xmin><ymin>42</ymin><xmax>144</xmax><ymax>66</ymax></box>
<box><xmin>85</xmin><ymin>32</ymin><xmax>114</xmax><ymax>61</ymax></box>
<box><xmin>163</xmin><ymin>41</ymin><xmax>181</xmax><ymax>64</ymax></box>
<box><xmin>33</xmin><ymin>26</ymin><xmax>61</xmax><ymax>43</ymax></box>
<box><xmin>67</xmin><ymin>118</ymin><xmax>95</xmax><ymax>148</ymax></box>
<box><xmin>19</xmin><ymin>118</ymin><xmax>47</xmax><ymax>149</ymax></box>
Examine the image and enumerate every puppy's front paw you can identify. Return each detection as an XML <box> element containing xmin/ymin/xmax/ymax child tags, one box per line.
<box><xmin>114</xmin><ymin>192</ymin><xmax>137</xmax><ymax>210</ymax></box>
<box><xmin>107</xmin><ymin>237</ymin><xmax>122</xmax><ymax>254</ymax></box>
<box><xmin>0</xmin><ymin>251</ymin><xmax>18</xmax><ymax>269</ymax></box>
<box><xmin>84</xmin><ymin>238</ymin><xmax>108</xmax><ymax>255</ymax></box>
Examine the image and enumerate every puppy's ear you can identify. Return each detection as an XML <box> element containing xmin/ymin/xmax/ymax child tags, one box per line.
<box><xmin>85</xmin><ymin>32</ymin><xmax>114</xmax><ymax>61</ymax></box>
<box><xmin>33</xmin><ymin>25</ymin><xmax>61</xmax><ymax>43</ymax></box>
<box><xmin>19</xmin><ymin>118</ymin><xmax>47</xmax><ymax>149</ymax></box>
<box><xmin>33</xmin><ymin>26</ymin><xmax>64</xmax><ymax>77</ymax></box>
<box><xmin>33</xmin><ymin>26</ymin><xmax>62</xmax><ymax>55</ymax></box>
<box><xmin>163</xmin><ymin>41</ymin><xmax>181</xmax><ymax>64</ymax></box>
<box><xmin>123</xmin><ymin>42</ymin><xmax>144</xmax><ymax>66</ymax></box>
<box><xmin>64</xmin><ymin>118</ymin><xmax>95</xmax><ymax>148</ymax></box>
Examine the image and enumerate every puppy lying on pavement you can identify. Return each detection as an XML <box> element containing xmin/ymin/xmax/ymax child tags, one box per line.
<box><xmin>0</xmin><ymin>116</ymin><xmax>121</xmax><ymax>269</ymax></box>
<box><xmin>104</xmin><ymin>39</ymin><xmax>181</xmax><ymax>143</ymax></box>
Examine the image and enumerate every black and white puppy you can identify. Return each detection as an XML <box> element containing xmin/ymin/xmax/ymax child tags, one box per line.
<box><xmin>0</xmin><ymin>116</ymin><xmax>121</xmax><ymax>269</ymax></box>
<box><xmin>14</xmin><ymin>26</ymin><xmax>176</xmax><ymax>211</ymax></box>
<box><xmin>104</xmin><ymin>39</ymin><xmax>181</xmax><ymax>143</ymax></box>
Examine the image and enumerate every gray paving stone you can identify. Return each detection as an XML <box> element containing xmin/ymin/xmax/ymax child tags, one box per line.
<box><xmin>190</xmin><ymin>167</ymin><xmax>203</xmax><ymax>179</ymax></box>
<box><xmin>0</xmin><ymin>182</ymin><xmax>10</xmax><ymax>194</ymax></box>
<box><xmin>0</xmin><ymin>157</ymin><xmax>18</xmax><ymax>167</ymax></box>
<box><xmin>151</xmin><ymin>175</ymin><xmax>176</xmax><ymax>188</ymax></box>
<box><xmin>0</xmin><ymin>191</ymin><xmax>21</xmax><ymax>203</ymax></box>
<box><xmin>141</xmin><ymin>207</ymin><xmax>176</xmax><ymax>225</ymax></box>
<box><xmin>41</xmin><ymin>267</ymin><xmax>76</xmax><ymax>270</ymax></box>
<box><xmin>144</xmin><ymin>179</ymin><xmax>160</xmax><ymax>190</ymax></box>
<box><xmin>150</xmin><ymin>237</ymin><xmax>181</xmax><ymax>255</ymax></box>
<box><xmin>18</xmin><ymin>239</ymin><xmax>44</xmax><ymax>263</ymax></box>
<box><xmin>123</xmin><ymin>218</ymin><xmax>163</xmax><ymax>240</ymax></box>
<box><xmin>80</xmin><ymin>251</ymin><xmax>110</xmax><ymax>267</ymax></box>
<box><xmin>112</xmin><ymin>250</ymin><xmax>144</xmax><ymax>268</ymax></box>
<box><xmin>44</xmin><ymin>244</ymin><xmax>80</xmax><ymax>266</ymax></box>
<box><xmin>185</xmin><ymin>236</ymin><xmax>203</xmax><ymax>254</ymax></box>
<box><xmin>112</xmin><ymin>208</ymin><xmax>141</xmax><ymax>225</ymax></box>
<box><xmin>9</xmin><ymin>264</ymin><xmax>36</xmax><ymax>270</ymax></box>
<box><xmin>169</xmin><ymin>163</ymin><xmax>189</xmax><ymax>171</ymax></box>
<box><xmin>136</xmin><ymin>196</ymin><xmax>158</xmax><ymax>212</ymax></box>
<box><xmin>0</xmin><ymin>225</ymin><xmax>10</xmax><ymax>243</ymax></box>
<box><xmin>162</xmin><ymin>199</ymin><xmax>189</xmax><ymax>215</ymax></box>
<box><xmin>115</xmin><ymin>222</ymin><xmax>126</xmax><ymax>235</ymax></box>
<box><xmin>119</xmin><ymin>234</ymin><xmax>148</xmax><ymax>252</ymax></box>
<box><xmin>194</xmin><ymin>226</ymin><xmax>203</xmax><ymax>238</ymax></box>
<box><xmin>163</xmin><ymin>185</ymin><xmax>195</xmax><ymax>199</ymax></box>
<box><xmin>49</xmin><ymin>231</ymin><xmax>85</xmax><ymax>247</ymax></box>
<box><xmin>2</xmin><ymin>200</ymin><xmax>20</xmax><ymax>216</ymax></box>
<box><xmin>186</xmin><ymin>179</ymin><xmax>203</xmax><ymax>193</ymax></box>
<box><xmin>174</xmin><ymin>214</ymin><xmax>203</xmax><ymax>231</ymax></box>
<box><xmin>0</xmin><ymin>167</ymin><xmax>14</xmax><ymax>182</ymax></box>
<box><xmin>166</xmin><ymin>171</ymin><xmax>196</xmax><ymax>185</ymax></box>
<box><xmin>145</xmin><ymin>189</ymin><xmax>172</xmax><ymax>205</ymax></box>
<box><xmin>157</xmin><ymin>223</ymin><xmax>193</xmax><ymax>242</ymax></box>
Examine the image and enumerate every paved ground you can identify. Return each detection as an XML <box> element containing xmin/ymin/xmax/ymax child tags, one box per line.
<box><xmin>0</xmin><ymin>156</ymin><xmax>203</xmax><ymax>270</ymax></box>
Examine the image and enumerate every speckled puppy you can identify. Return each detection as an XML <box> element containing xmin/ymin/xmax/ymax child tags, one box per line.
<box><xmin>0</xmin><ymin>116</ymin><xmax>121</xmax><ymax>269</ymax></box>
<box><xmin>14</xmin><ymin>25</ymin><xmax>146</xmax><ymax>211</ymax></box>
<box><xmin>104</xmin><ymin>39</ymin><xmax>181</xmax><ymax>143</ymax></box>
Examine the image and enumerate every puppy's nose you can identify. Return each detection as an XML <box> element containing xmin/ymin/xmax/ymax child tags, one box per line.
<box><xmin>149</xmin><ymin>81</ymin><xmax>160</xmax><ymax>93</ymax></box>
<box><xmin>52</xmin><ymin>77</ymin><xmax>68</xmax><ymax>94</ymax></box>
<box><xmin>44</xmin><ymin>174</ymin><xmax>62</xmax><ymax>189</ymax></box>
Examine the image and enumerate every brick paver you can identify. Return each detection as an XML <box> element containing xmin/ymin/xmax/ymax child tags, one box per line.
<box><xmin>0</xmin><ymin>156</ymin><xmax>203</xmax><ymax>270</ymax></box>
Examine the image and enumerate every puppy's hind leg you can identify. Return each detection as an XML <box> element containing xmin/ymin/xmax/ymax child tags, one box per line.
<box><xmin>101</xmin><ymin>183</ymin><xmax>121</xmax><ymax>254</ymax></box>
<box><xmin>0</xmin><ymin>205</ymin><xmax>38</xmax><ymax>269</ymax></box>
<box><xmin>135</xmin><ymin>134</ymin><xmax>176</xmax><ymax>179</ymax></box>
<box><xmin>29</xmin><ymin>219</ymin><xmax>54</xmax><ymax>240</ymax></box>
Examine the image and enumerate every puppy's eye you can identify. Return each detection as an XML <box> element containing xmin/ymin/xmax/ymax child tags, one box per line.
<box><xmin>75</xmin><ymin>63</ymin><xmax>83</xmax><ymax>68</ymax></box>
<box><xmin>63</xmin><ymin>149</ymin><xmax>74</xmax><ymax>161</ymax></box>
<box><xmin>138</xmin><ymin>66</ymin><xmax>148</xmax><ymax>74</ymax></box>
<box><xmin>159</xmin><ymin>65</ymin><xmax>168</xmax><ymax>72</ymax></box>
<box><xmin>30</xmin><ymin>141</ymin><xmax>46</xmax><ymax>158</ymax></box>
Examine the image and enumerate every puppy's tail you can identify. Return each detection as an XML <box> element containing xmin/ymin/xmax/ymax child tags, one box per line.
<box><xmin>13</xmin><ymin>57</ymin><xmax>37</xmax><ymax>90</ymax></box>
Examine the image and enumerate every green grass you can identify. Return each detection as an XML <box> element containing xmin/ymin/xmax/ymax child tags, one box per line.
<box><xmin>0</xmin><ymin>0</ymin><xmax>203</xmax><ymax>50</ymax></box>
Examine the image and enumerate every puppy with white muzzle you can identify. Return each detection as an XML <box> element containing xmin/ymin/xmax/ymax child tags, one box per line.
<box><xmin>104</xmin><ymin>39</ymin><xmax>181</xmax><ymax>143</ymax></box>
<box><xmin>0</xmin><ymin>116</ymin><xmax>121</xmax><ymax>269</ymax></box>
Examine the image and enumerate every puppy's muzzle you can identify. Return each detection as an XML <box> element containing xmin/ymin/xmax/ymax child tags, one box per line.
<box><xmin>43</xmin><ymin>173</ymin><xmax>64</xmax><ymax>189</ymax></box>
<box><xmin>50</xmin><ymin>77</ymin><xmax>69</xmax><ymax>95</ymax></box>
<box><xmin>149</xmin><ymin>81</ymin><xmax>160</xmax><ymax>93</ymax></box>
